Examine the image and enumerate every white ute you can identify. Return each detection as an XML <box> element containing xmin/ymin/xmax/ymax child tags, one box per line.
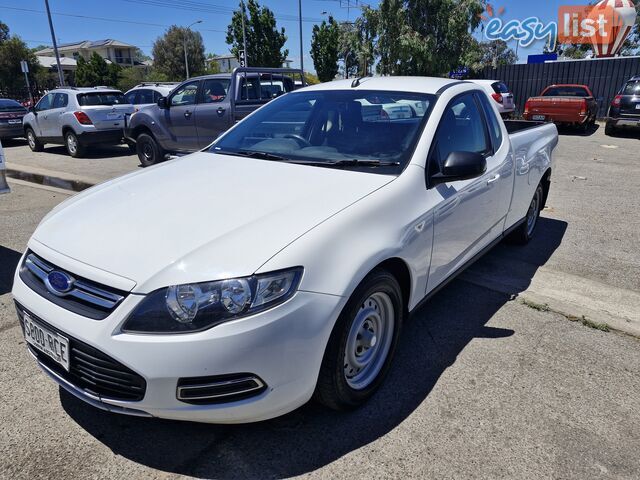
<box><xmin>13</xmin><ymin>77</ymin><xmax>558</xmax><ymax>423</ymax></box>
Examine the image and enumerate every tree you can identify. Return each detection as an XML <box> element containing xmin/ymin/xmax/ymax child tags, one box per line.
<box><xmin>0</xmin><ymin>28</ymin><xmax>41</xmax><ymax>97</ymax></box>
<box><xmin>74</xmin><ymin>52</ymin><xmax>119</xmax><ymax>87</ymax></box>
<box><xmin>355</xmin><ymin>0</ymin><xmax>485</xmax><ymax>77</ymax></box>
<box><xmin>204</xmin><ymin>53</ymin><xmax>221</xmax><ymax>74</ymax></box>
<box><xmin>152</xmin><ymin>26</ymin><xmax>206</xmax><ymax>80</ymax></box>
<box><xmin>465</xmin><ymin>39</ymin><xmax>517</xmax><ymax>71</ymax></box>
<box><xmin>226</xmin><ymin>0</ymin><xmax>288</xmax><ymax>67</ymax></box>
<box><xmin>310</xmin><ymin>16</ymin><xmax>340</xmax><ymax>82</ymax></box>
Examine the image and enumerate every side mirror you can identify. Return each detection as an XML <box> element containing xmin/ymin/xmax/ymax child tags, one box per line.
<box><xmin>157</xmin><ymin>96</ymin><xmax>168</xmax><ymax>109</ymax></box>
<box><xmin>28</xmin><ymin>106</ymin><xmax>36</xmax><ymax>113</ymax></box>
<box><xmin>431</xmin><ymin>151</ymin><xmax>487</xmax><ymax>185</ymax></box>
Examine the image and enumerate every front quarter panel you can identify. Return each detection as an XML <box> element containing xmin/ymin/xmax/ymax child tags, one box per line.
<box><xmin>257</xmin><ymin>165</ymin><xmax>435</xmax><ymax>312</ymax></box>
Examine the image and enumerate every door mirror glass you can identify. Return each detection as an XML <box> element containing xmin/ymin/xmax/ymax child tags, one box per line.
<box><xmin>431</xmin><ymin>151</ymin><xmax>487</xmax><ymax>185</ymax></box>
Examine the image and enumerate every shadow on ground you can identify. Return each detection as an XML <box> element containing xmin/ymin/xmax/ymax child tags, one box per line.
<box><xmin>41</xmin><ymin>145</ymin><xmax>134</xmax><ymax>159</ymax></box>
<box><xmin>60</xmin><ymin>218</ymin><xmax>567</xmax><ymax>479</ymax></box>
<box><xmin>0</xmin><ymin>245</ymin><xmax>22</xmax><ymax>295</ymax></box>
<box><xmin>556</xmin><ymin>123</ymin><xmax>599</xmax><ymax>137</ymax></box>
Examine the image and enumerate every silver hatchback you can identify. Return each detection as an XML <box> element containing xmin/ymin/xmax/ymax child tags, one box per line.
<box><xmin>23</xmin><ymin>87</ymin><xmax>135</xmax><ymax>157</ymax></box>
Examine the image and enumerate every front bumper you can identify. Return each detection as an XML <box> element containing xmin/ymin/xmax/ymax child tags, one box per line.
<box><xmin>12</xmin><ymin>252</ymin><xmax>344</xmax><ymax>423</ymax></box>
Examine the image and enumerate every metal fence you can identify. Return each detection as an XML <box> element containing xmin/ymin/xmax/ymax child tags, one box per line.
<box><xmin>475</xmin><ymin>56</ymin><xmax>640</xmax><ymax>118</ymax></box>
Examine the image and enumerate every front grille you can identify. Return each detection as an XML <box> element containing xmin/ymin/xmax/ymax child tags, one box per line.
<box><xmin>19</xmin><ymin>250</ymin><xmax>128</xmax><ymax>320</ymax></box>
<box><xmin>16</xmin><ymin>302</ymin><xmax>146</xmax><ymax>402</ymax></box>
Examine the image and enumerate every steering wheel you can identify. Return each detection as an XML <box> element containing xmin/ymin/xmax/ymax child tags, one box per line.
<box><xmin>283</xmin><ymin>134</ymin><xmax>312</xmax><ymax>148</ymax></box>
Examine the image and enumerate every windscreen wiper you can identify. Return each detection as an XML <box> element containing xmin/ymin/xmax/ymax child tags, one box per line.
<box><xmin>289</xmin><ymin>159</ymin><xmax>401</xmax><ymax>168</ymax></box>
<box><xmin>214</xmin><ymin>149</ymin><xmax>289</xmax><ymax>162</ymax></box>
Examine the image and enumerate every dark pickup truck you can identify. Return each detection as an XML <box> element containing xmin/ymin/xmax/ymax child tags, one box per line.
<box><xmin>125</xmin><ymin>67</ymin><xmax>305</xmax><ymax>166</ymax></box>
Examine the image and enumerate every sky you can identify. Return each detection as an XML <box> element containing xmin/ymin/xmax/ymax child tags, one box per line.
<box><xmin>0</xmin><ymin>0</ymin><xmax>606</xmax><ymax>72</ymax></box>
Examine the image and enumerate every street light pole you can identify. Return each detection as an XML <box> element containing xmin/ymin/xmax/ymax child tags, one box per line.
<box><xmin>240</xmin><ymin>0</ymin><xmax>249</xmax><ymax>67</ymax></box>
<box><xmin>44</xmin><ymin>0</ymin><xmax>64</xmax><ymax>86</ymax></box>
<box><xmin>184</xmin><ymin>20</ymin><xmax>202</xmax><ymax>79</ymax></box>
<box><xmin>298</xmin><ymin>0</ymin><xmax>304</xmax><ymax>74</ymax></box>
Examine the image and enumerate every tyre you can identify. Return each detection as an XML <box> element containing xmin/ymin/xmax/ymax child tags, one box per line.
<box><xmin>65</xmin><ymin>130</ymin><xmax>85</xmax><ymax>158</ymax></box>
<box><xmin>507</xmin><ymin>183</ymin><xmax>544</xmax><ymax>245</ymax></box>
<box><xmin>605</xmin><ymin>121</ymin><xmax>616</xmax><ymax>136</ymax></box>
<box><xmin>136</xmin><ymin>133</ymin><xmax>164</xmax><ymax>167</ymax></box>
<box><xmin>315</xmin><ymin>268</ymin><xmax>404</xmax><ymax>411</ymax></box>
<box><xmin>25</xmin><ymin>128</ymin><xmax>43</xmax><ymax>152</ymax></box>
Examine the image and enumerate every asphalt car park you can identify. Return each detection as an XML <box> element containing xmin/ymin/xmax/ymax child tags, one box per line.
<box><xmin>0</xmin><ymin>125</ymin><xmax>639</xmax><ymax>479</ymax></box>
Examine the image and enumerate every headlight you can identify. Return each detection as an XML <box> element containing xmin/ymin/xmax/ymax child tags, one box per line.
<box><xmin>122</xmin><ymin>267</ymin><xmax>303</xmax><ymax>334</ymax></box>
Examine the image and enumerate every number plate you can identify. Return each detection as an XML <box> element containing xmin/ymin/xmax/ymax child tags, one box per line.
<box><xmin>532</xmin><ymin>115</ymin><xmax>546</xmax><ymax>121</ymax></box>
<box><xmin>23</xmin><ymin>314</ymin><xmax>70</xmax><ymax>371</ymax></box>
<box><xmin>8</xmin><ymin>119</ymin><xmax>22</xmax><ymax>124</ymax></box>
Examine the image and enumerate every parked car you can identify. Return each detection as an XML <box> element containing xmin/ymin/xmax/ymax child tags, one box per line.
<box><xmin>605</xmin><ymin>75</ymin><xmax>640</xmax><ymax>136</ymax></box>
<box><xmin>469</xmin><ymin>80</ymin><xmax>515</xmax><ymax>117</ymax></box>
<box><xmin>0</xmin><ymin>140</ymin><xmax>9</xmax><ymax>194</ymax></box>
<box><xmin>523</xmin><ymin>84</ymin><xmax>598</xmax><ymax>130</ymax></box>
<box><xmin>125</xmin><ymin>67</ymin><xmax>304</xmax><ymax>166</ymax></box>
<box><xmin>0</xmin><ymin>98</ymin><xmax>28</xmax><ymax>140</ymax></box>
<box><xmin>124</xmin><ymin>82</ymin><xmax>180</xmax><ymax>110</ymax></box>
<box><xmin>22</xmin><ymin>87</ymin><xmax>135</xmax><ymax>157</ymax></box>
<box><xmin>13</xmin><ymin>77</ymin><xmax>558</xmax><ymax>423</ymax></box>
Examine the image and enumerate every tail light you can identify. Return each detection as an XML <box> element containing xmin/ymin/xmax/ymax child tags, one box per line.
<box><xmin>611</xmin><ymin>95</ymin><xmax>622</xmax><ymax>107</ymax></box>
<box><xmin>73</xmin><ymin>111</ymin><xmax>93</xmax><ymax>125</ymax></box>
<box><xmin>580</xmin><ymin>99</ymin><xmax>587</xmax><ymax>115</ymax></box>
<box><xmin>491</xmin><ymin>93</ymin><xmax>504</xmax><ymax>104</ymax></box>
<box><xmin>524</xmin><ymin>100</ymin><xmax>531</xmax><ymax>115</ymax></box>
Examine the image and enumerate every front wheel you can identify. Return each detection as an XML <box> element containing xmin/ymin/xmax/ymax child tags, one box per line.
<box><xmin>26</xmin><ymin>128</ymin><xmax>43</xmax><ymax>152</ymax></box>
<box><xmin>507</xmin><ymin>183</ymin><xmax>544</xmax><ymax>245</ymax></box>
<box><xmin>65</xmin><ymin>131</ymin><xmax>85</xmax><ymax>157</ymax></box>
<box><xmin>136</xmin><ymin>133</ymin><xmax>164</xmax><ymax>167</ymax></box>
<box><xmin>315</xmin><ymin>269</ymin><xmax>403</xmax><ymax>410</ymax></box>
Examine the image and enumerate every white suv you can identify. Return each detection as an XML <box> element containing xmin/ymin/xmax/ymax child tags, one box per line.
<box><xmin>23</xmin><ymin>87</ymin><xmax>134</xmax><ymax>157</ymax></box>
<box><xmin>469</xmin><ymin>80</ymin><xmax>515</xmax><ymax>118</ymax></box>
<box><xmin>124</xmin><ymin>83</ymin><xmax>179</xmax><ymax>110</ymax></box>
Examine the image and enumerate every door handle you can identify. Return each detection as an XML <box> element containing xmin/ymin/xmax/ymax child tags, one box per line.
<box><xmin>184</xmin><ymin>110</ymin><xmax>192</xmax><ymax>118</ymax></box>
<box><xmin>216</xmin><ymin>107</ymin><xmax>226</xmax><ymax>116</ymax></box>
<box><xmin>487</xmin><ymin>174</ymin><xmax>500</xmax><ymax>185</ymax></box>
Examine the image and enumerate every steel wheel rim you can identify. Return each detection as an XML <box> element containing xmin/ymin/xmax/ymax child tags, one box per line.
<box><xmin>526</xmin><ymin>189</ymin><xmax>540</xmax><ymax>237</ymax></box>
<box><xmin>27</xmin><ymin>131</ymin><xmax>35</xmax><ymax>148</ymax></box>
<box><xmin>66</xmin><ymin>134</ymin><xmax>77</xmax><ymax>154</ymax></box>
<box><xmin>142</xmin><ymin>142</ymin><xmax>153</xmax><ymax>160</ymax></box>
<box><xmin>344</xmin><ymin>291</ymin><xmax>395</xmax><ymax>390</ymax></box>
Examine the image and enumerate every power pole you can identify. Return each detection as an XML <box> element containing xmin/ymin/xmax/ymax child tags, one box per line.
<box><xmin>44</xmin><ymin>0</ymin><xmax>64</xmax><ymax>86</ymax></box>
<box><xmin>241</xmin><ymin>0</ymin><xmax>249</xmax><ymax>67</ymax></box>
<box><xmin>298</xmin><ymin>0</ymin><xmax>304</xmax><ymax>73</ymax></box>
<box><xmin>184</xmin><ymin>20</ymin><xmax>202</xmax><ymax>79</ymax></box>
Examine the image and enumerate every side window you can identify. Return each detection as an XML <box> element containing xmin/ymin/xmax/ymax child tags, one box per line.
<box><xmin>153</xmin><ymin>90</ymin><xmax>163</xmax><ymax>103</ymax></box>
<box><xmin>476</xmin><ymin>92</ymin><xmax>503</xmax><ymax>152</ymax></box>
<box><xmin>137</xmin><ymin>89</ymin><xmax>154</xmax><ymax>104</ymax></box>
<box><xmin>430</xmin><ymin>93</ymin><xmax>490</xmax><ymax>171</ymax></box>
<box><xmin>202</xmin><ymin>79</ymin><xmax>230</xmax><ymax>103</ymax></box>
<box><xmin>35</xmin><ymin>93</ymin><xmax>54</xmax><ymax>112</ymax></box>
<box><xmin>170</xmin><ymin>81</ymin><xmax>199</xmax><ymax>106</ymax></box>
<box><xmin>52</xmin><ymin>93</ymin><xmax>68</xmax><ymax>109</ymax></box>
<box><xmin>125</xmin><ymin>91</ymin><xmax>137</xmax><ymax>104</ymax></box>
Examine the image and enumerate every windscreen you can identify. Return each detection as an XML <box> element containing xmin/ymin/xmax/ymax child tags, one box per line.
<box><xmin>210</xmin><ymin>90</ymin><xmax>436</xmax><ymax>171</ymax></box>
<box><xmin>622</xmin><ymin>81</ymin><xmax>640</xmax><ymax>96</ymax></box>
<box><xmin>0</xmin><ymin>99</ymin><xmax>26</xmax><ymax>111</ymax></box>
<box><xmin>78</xmin><ymin>92</ymin><xmax>128</xmax><ymax>106</ymax></box>
<box><xmin>543</xmin><ymin>86</ymin><xmax>590</xmax><ymax>97</ymax></box>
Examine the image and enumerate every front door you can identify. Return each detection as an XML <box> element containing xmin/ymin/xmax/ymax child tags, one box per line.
<box><xmin>163</xmin><ymin>80</ymin><xmax>200</xmax><ymax>151</ymax></box>
<box><xmin>195</xmin><ymin>78</ymin><xmax>231</xmax><ymax>148</ymax></box>
<box><xmin>32</xmin><ymin>93</ymin><xmax>55</xmax><ymax>137</ymax></box>
<box><xmin>426</xmin><ymin>91</ymin><xmax>512</xmax><ymax>292</ymax></box>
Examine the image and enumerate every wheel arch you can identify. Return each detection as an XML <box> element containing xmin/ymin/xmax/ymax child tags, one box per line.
<box><xmin>541</xmin><ymin>167</ymin><xmax>552</xmax><ymax>206</ymax></box>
